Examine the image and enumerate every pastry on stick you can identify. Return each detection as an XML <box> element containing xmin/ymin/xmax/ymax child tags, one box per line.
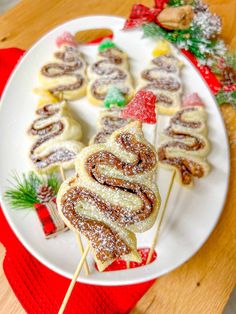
<box><xmin>57</xmin><ymin>121</ymin><xmax>161</xmax><ymax>271</ymax></box>
<box><xmin>28</xmin><ymin>101</ymin><xmax>84</xmax><ymax>173</ymax></box>
<box><xmin>157</xmin><ymin>106</ymin><xmax>210</xmax><ymax>186</ymax></box>
<box><xmin>38</xmin><ymin>32</ymin><xmax>87</xmax><ymax>100</ymax></box>
<box><xmin>90</xmin><ymin>107</ymin><xmax>131</xmax><ymax>144</ymax></box>
<box><xmin>87</xmin><ymin>39</ymin><xmax>134</xmax><ymax>106</ymax></box>
<box><xmin>137</xmin><ymin>54</ymin><xmax>183</xmax><ymax>115</ymax></box>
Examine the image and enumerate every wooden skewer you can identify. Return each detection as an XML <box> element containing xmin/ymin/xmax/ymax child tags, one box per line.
<box><xmin>146</xmin><ymin>170</ymin><xmax>176</xmax><ymax>264</ymax></box>
<box><xmin>126</xmin><ymin>261</ymin><xmax>130</xmax><ymax>269</ymax></box>
<box><xmin>59</xmin><ymin>166</ymin><xmax>90</xmax><ymax>275</ymax></box>
<box><xmin>76</xmin><ymin>233</ymin><xmax>90</xmax><ymax>275</ymax></box>
<box><xmin>58</xmin><ymin>245</ymin><xmax>90</xmax><ymax>314</ymax></box>
<box><xmin>59</xmin><ymin>166</ymin><xmax>66</xmax><ymax>181</ymax></box>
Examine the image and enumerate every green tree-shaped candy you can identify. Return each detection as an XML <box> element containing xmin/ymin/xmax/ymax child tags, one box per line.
<box><xmin>104</xmin><ymin>86</ymin><xmax>126</xmax><ymax>108</ymax></box>
<box><xmin>98</xmin><ymin>39</ymin><xmax>116</xmax><ymax>52</ymax></box>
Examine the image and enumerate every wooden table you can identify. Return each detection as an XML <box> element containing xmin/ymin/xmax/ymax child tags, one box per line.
<box><xmin>0</xmin><ymin>1</ymin><xmax>235</xmax><ymax>313</ymax></box>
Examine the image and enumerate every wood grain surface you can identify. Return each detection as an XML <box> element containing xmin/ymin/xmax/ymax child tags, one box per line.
<box><xmin>0</xmin><ymin>1</ymin><xmax>235</xmax><ymax>313</ymax></box>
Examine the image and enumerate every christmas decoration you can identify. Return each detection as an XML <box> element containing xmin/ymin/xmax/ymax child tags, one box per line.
<box><xmin>123</xmin><ymin>3</ymin><xmax>167</xmax><ymax>30</ymax></box>
<box><xmin>104</xmin><ymin>86</ymin><xmax>126</xmax><ymax>108</ymax></box>
<box><xmin>124</xmin><ymin>0</ymin><xmax>236</xmax><ymax>108</ymax></box>
<box><xmin>5</xmin><ymin>172</ymin><xmax>67</xmax><ymax>238</ymax></box>
<box><xmin>157</xmin><ymin>5</ymin><xmax>194</xmax><ymax>30</ymax></box>
<box><xmin>121</xmin><ymin>90</ymin><xmax>157</xmax><ymax>124</ymax></box>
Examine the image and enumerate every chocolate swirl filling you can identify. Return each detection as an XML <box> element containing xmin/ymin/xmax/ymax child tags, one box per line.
<box><xmin>158</xmin><ymin>108</ymin><xmax>206</xmax><ymax>185</ymax></box>
<box><xmin>98</xmin><ymin>47</ymin><xmax>123</xmax><ymax>64</ymax></box>
<box><xmin>49</xmin><ymin>75</ymin><xmax>84</xmax><ymax>92</ymax></box>
<box><xmin>35</xmin><ymin>149</ymin><xmax>76</xmax><ymax>170</ymax></box>
<box><xmin>29</xmin><ymin>119</ymin><xmax>64</xmax><ymax>162</ymax></box>
<box><xmin>29</xmin><ymin>105</ymin><xmax>77</xmax><ymax>168</ymax></box>
<box><xmin>54</xmin><ymin>46</ymin><xmax>82</xmax><ymax>63</ymax></box>
<box><xmin>40</xmin><ymin>45</ymin><xmax>85</xmax><ymax>92</ymax></box>
<box><xmin>171</xmin><ymin>107</ymin><xmax>202</xmax><ymax>129</ymax></box>
<box><xmin>158</xmin><ymin>150</ymin><xmax>204</xmax><ymax>185</ymax></box>
<box><xmin>93</xmin><ymin>115</ymin><xmax>129</xmax><ymax>144</ymax></box>
<box><xmin>141</xmin><ymin>84</ymin><xmax>173</xmax><ymax>106</ymax></box>
<box><xmin>36</xmin><ymin>103</ymin><xmax>60</xmax><ymax>117</ymax></box>
<box><xmin>141</xmin><ymin>71</ymin><xmax>180</xmax><ymax>91</ymax></box>
<box><xmin>152</xmin><ymin>56</ymin><xmax>177</xmax><ymax>73</ymax></box>
<box><xmin>61</xmin><ymin>132</ymin><xmax>157</xmax><ymax>262</ymax></box>
<box><xmin>91</xmin><ymin>78</ymin><xmax>129</xmax><ymax>100</ymax></box>
<box><xmin>92</xmin><ymin>60</ymin><xmax>127</xmax><ymax>77</ymax></box>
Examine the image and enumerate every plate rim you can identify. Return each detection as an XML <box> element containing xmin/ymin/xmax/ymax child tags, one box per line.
<box><xmin>0</xmin><ymin>14</ymin><xmax>230</xmax><ymax>286</ymax></box>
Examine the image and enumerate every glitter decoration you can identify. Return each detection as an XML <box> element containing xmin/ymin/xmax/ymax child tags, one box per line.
<box><xmin>104</xmin><ymin>86</ymin><xmax>126</xmax><ymax>108</ymax></box>
<box><xmin>193</xmin><ymin>10</ymin><xmax>222</xmax><ymax>39</ymax></box>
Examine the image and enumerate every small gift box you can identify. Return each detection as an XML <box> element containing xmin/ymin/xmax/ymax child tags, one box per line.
<box><xmin>5</xmin><ymin>172</ymin><xmax>68</xmax><ymax>238</ymax></box>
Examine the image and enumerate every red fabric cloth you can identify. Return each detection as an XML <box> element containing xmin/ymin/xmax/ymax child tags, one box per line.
<box><xmin>0</xmin><ymin>48</ymin><xmax>155</xmax><ymax>314</ymax></box>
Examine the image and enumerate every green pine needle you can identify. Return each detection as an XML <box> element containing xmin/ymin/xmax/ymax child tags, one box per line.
<box><xmin>225</xmin><ymin>51</ymin><xmax>236</xmax><ymax>70</ymax></box>
<box><xmin>216</xmin><ymin>90</ymin><xmax>236</xmax><ymax>107</ymax></box>
<box><xmin>168</xmin><ymin>0</ymin><xmax>187</xmax><ymax>7</ymax></box>
<box><xmin>46</xmin><ymin>173</ymin><xmax>60</xmax><ymax>194</ymax></box>
<box><xmin>5</xmin><ymin>171</ymin><xmax>60</xmax><ymax>209</ymax></box>
<box><xmin>142</xmin><ymin>23</ymin><xmax>218</xmax><ymax>61</ymax></box>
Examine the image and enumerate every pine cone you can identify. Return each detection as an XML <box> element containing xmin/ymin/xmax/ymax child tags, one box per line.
<box><xmin>221</xmin><ymin>67</ymin><xmax>236</xmax><ymax>86</ymax></box>
<box><xmin>37</xmin><ymin>185</ymin><xmax>54</xmax><ymax>203</ymax></box>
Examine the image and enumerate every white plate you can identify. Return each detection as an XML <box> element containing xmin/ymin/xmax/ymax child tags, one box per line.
<box><xmin>0</xmin><ymin>16</ymin><xmax>230</xmax><ymax>286</ymax></box>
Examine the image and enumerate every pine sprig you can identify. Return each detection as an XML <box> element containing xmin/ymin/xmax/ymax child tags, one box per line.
<box><xmin>225</xmin><ymin>51</ymin><xmax>236</xmax><ymax>70</ymax></box>
<box><xmin>168</xmin><ymin>0</ymin><xmax>187</xmax><ymax>7</ymax></box>
<box><xmin>143</xmin><ymin>22</ymin><xmax>225</xmax><ymax>61</ymax></box>
<box><xmin>216</xmin><ymin>90</ymin><xmax>236</xmax><ymax>107</ymax></box>
<box><xmin>5</xmin><ymin>172</ymin><xmax>60</xmax><ymax>209</ymax></box>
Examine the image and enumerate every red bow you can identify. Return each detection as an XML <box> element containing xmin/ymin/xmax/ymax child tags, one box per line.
<box><xmin>123</xmin><ymin>1</ymin><xmax>168</xmax><ymax>30</ymax></box>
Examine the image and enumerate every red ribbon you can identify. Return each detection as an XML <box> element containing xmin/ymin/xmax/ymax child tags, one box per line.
<box><xmin>123</xmin><ymin>1</ymin><xmax>168</xmax><ymax>30</ymax></box>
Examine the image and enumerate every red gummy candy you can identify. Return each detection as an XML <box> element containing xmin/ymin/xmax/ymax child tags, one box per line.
<box><xmin>121</xmin><ymin>90</ymin><xmax>157</xmax><ymax>124</ymax></box>
<box><xmin>95</xmin><ymin>248</ymin><xmax>157</xmax><ymax>272</ymax></box>
<box><xmin>56</xmin><ymin>31</ymin><xmax>77</xmax><ymax>48</ymax></box>
<box><xmin>182</xmin><ymin>92</ymin><xmax>204</xmax><ymax>108</ymax></box>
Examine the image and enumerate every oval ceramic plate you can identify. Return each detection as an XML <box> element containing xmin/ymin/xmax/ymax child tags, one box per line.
<box><xmin>0</xmin><ymin>16</ymin><xmax>230</xmax><ymax>286</ymax></box>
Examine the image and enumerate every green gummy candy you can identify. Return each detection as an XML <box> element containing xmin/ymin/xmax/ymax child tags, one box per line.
<box><xmin>98</xmin><ymin>39</ymin><xmax>116</xmax><ymax>52</ymax></box>
<box><xmin>104</xmin><ymin>86</ymin><xmax>126</xmax><ymax>108</ymax></box>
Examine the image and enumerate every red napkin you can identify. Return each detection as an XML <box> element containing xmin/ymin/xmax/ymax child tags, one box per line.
<box><xmin>0</xmin><ymin>48</ymin><xmax>155</xmax><ymax>314</ymax></box>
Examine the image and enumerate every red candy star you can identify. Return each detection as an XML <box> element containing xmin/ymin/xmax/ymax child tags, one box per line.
<box><xmin>121</xmin><ymin>90</ymin><xmax>157</xmax><ymax>124</ymax></box>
